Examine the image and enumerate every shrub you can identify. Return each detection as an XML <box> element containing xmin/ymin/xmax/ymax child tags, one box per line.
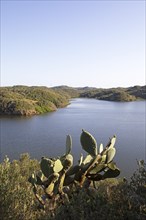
<box><xmin>0</xmin><ymin>154</ymin><xmax>46</xmax><ymax>220</ymax></box>
<box><xmin>0</xmin><ymin>136</ymin><xmax>145</xmax><ymax>220</ymax></box>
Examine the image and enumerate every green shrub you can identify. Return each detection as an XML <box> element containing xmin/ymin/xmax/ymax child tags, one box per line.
<box><xmin>130</xmin><ymin>160</ymin><xmax>146</xmax><ymax>199</ymax></box>
<box><xmin>0</xmin><ymin>147</ymin><xmax>145</xmax><ymax>219</ymax></box>
<box><xmin>0</xmin><ymin>154</ymin><xmax>46</xmax><ymax>220</ymax></box>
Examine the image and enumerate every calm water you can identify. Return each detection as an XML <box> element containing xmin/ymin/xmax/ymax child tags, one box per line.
<box><xmin>0</xmin><ymin>98</ymin><xmax>145</xmax><ymax>178</ymax></box>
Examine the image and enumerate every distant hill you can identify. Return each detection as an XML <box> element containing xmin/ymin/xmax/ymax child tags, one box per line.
<box><xmin>52</xmin><ymin>85</ymin><xmax>80</xmax><ymax>98</ymax></box>
<box><xmin>80</xmin><ymin>85</ymin><xmax>146</xmax><ymax>102</ymax></box>
<box><xmin>0</xmin><ymin>85</ymin><xmax>145</xmax><ymax>116</ymax></box>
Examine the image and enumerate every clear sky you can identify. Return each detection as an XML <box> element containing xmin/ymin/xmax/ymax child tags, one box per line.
<box><xmin>1</xmin><ymin>0</ymin><xmax>145</xmax><ymax>88</ymax></box>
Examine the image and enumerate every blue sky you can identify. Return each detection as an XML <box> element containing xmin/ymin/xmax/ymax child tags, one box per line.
<box><xmin>1</xmin><ymin>0</ymin><xmax>145</xmax><ymax>88</ymax></box>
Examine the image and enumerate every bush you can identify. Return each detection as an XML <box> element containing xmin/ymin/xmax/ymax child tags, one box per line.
<box><xmin>53</xmin><ymin>178</ymin><xmax>146</xmax><ymax>220</ymax></box>
<box><xmin>0</xmin><ymin>154</ymin><xmax>45</xmax><ymax>220</ymax></box>
<box><xmin>0</xmin><ymin>155</ymin><xmax>145</xmax><ymax>220</ymax></box>
<box><xmin>130</xmin><ymin>160</ymin><xmax>146</xmax><ymax>199</ymax></box>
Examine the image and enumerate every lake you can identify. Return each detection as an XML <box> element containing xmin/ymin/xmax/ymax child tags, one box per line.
<box><xmin>0</xmin><ymin>98</ymin><xmax>145</xmax><ymax>178</ymax></box>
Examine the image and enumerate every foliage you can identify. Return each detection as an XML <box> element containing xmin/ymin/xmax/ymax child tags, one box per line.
<box><xmin>130</xmin><ymin>160</ymin><xmax>146</xmax><ymax>199</ymax></box>
<box><xmin>0</xmin><ymin>86</ymin><xmax>71</xmax><ymax>116</ymax></box>
<box><xmin>0</xmin><ymin>85</ymin><xmax>145</xmax><ymax>116</ymax></box>
<box><xmin>55</xmin><ymin>178</ymin><xmax>145</xmax><ymax>220</ymax></box>
<box><xmin>0</xmin><ymin>154</ymin><xmax>43</xmax><ymax>220</ymax></box>
<box><xmin>80</xmin><ymin>85</ymin><xmax>146</xmax><ymax>101</ymax></box>
<box><xmin>0</xmin><ymin>135</ymin><xmax>146</xmax><ymax>219</ymax></box>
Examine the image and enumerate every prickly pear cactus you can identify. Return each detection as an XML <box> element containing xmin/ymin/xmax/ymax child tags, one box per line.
<box><xmin>62</xmin><ymin>154</ymin><xmax>73</xmax><ymax>171</ymax></box>
<box><xmin>106</xmin><ymin>147</ymin><xmax>116</xmax><ymax>163</ymax></box>
<box><xmin>82</xmin><ymin>154</ymin><xmax>93</xmax><ymax>165</ymax></box>
<box><xmin>102</xmin><ymin>167</ymin><xmax>120</xmax><ymax>179</ymax></box>
<box><xmin>66</xmin><ymin>135</ymin><xmax>72</xmax><ymax>155</ymax></box>
<box><xmin>28</xmin><ymin>130</ymin><xmax>120</xmax><ymax>208</ymax></box>
<box><xmin>53</xmin><ymin>159</ymin><xmax>63</xmax><ymax>173</ymax></box>
<box><xmin>45</xmin><ymin>173</ymin><xmax>59</xmax><ymax>196</ymax></box>
<box><xmin>40</xmin><ymin>157</ymin><xmax>63</xmax><ymax>178</ymax></box>
<box><xmin>40</xmin><ymin>157</ymin><xmax>54</xmax><ymax>178</ymax></box>
<box><xmin>99</xmin><ymin>143</ymin><xmax>103</xmax><ymax>154</ymax></box>
<box><xmin>80</xmin><ymin>129</ymin><xmax>97</xmax><ymax>156</ymax></box>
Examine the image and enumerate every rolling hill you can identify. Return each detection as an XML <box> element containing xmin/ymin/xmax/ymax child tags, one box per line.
<box><xmin>0</xmin><ymin>85</ymin><xmax>145</xmax><ymax>116</ymax></box>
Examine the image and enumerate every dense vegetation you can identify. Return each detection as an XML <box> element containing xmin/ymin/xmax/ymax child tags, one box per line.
<box><xmin>0</xmin><ymin>85</ymin><xmax>145</xmax><ymax>116</ymax></box>
<box><xmin>0</xmin><ymin>86</ymin><xmax>72</xmax><ymax>116</ymax></box>
<box><xmin>1</xmin><ymin>131</ymin><xmax>146</xmax><ymax>220</ymax></box>
<box><xmin>80</xmin><ymin>85</ymin><xmax>146</xmax><ymax>101</ymax></box>
<box><xmin>0</xmin><ymin>155</ymin><xmax>146</xmax><ymax>219</ymax></box>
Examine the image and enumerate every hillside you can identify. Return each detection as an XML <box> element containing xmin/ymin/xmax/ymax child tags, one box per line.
<box><xmin>0</xmin><ymin>86</ymin><xmax>74</xmax><ymax>116</ymax></box>
<box><xmin>0</xmin><ymin>85</ymin><xmax>145</xmax><ymax>116</ymax></box>
<box><xmin>80</xmin><ymin>85</ymin><xmax>146</xmax><ymax>102</ymax></box>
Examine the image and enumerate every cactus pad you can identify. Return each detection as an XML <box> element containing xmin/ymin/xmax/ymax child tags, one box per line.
<box><xmin>53</xmin><ymin>159</ymin><xmax>63</xmax><ymax>173</ymax></box>
<box><xmin>106</xmin><ymin>148</ymin><xmax>116</xmax><ymax>163</ymax></box>
<box><xmin>99</xmin><ymin>143</ymin><xmax>103</xmax><ymax>154</ymax></box>
<box><xmin>82</xmin><ymin>154</ymin><xmax>93</xmax><ymax>165</ymax></box>
<box><xmin>40</xmin><ymin>157</ymin><xmax>54</xmax><ymax>178</ymax></box>
<box><xmin>80</xmin><ymin>129</ymin><xmax>97</xmax><ymax>156</ymax></box>
<box><xmin>66</xmin><ymin>135</ymin><xmax>72</xmax><ymax>155</ymax></box>
<box><xmin>102</xmin><ymin>168</ymin><xmax>120</xmax><ymax>179</ymax></box>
